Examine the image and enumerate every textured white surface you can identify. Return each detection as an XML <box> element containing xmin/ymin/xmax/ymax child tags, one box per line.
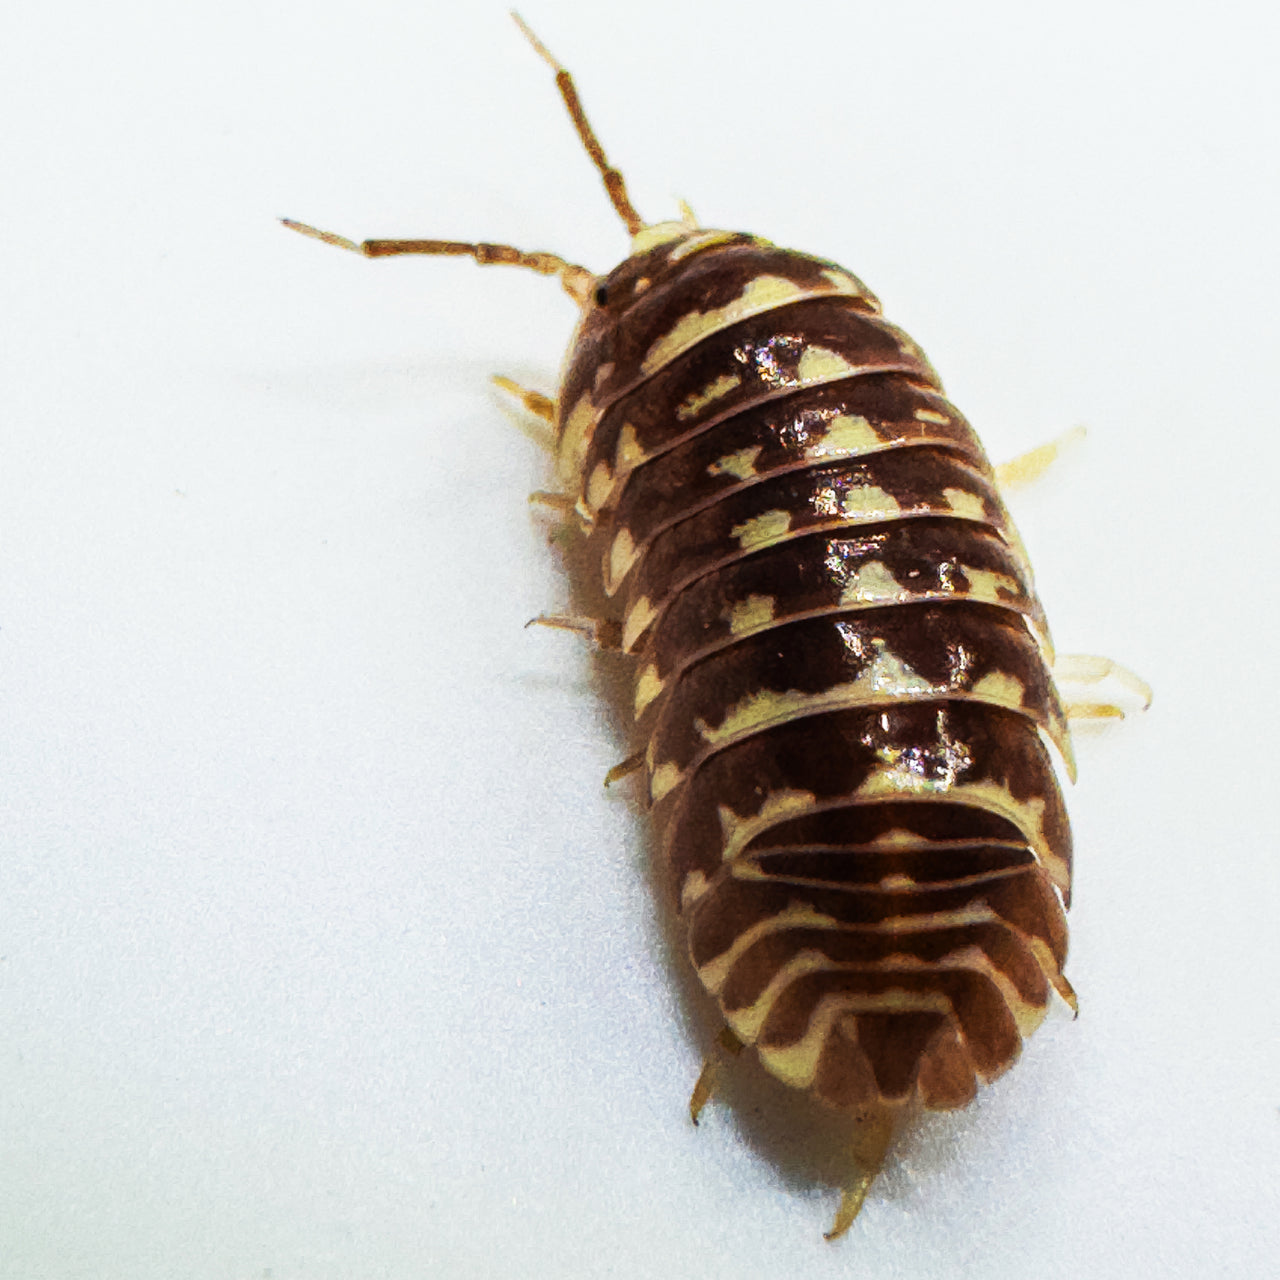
<box><xmin>2</xmin><ymin>1</ymin><xmax>1277</xmax><ymax>1276</ymax></box>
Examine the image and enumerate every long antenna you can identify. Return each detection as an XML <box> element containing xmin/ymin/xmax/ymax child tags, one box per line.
<box><xmin>511</xmin><ymin>12</ymin><xmax>645</xmax><ymax>235</ymax></box>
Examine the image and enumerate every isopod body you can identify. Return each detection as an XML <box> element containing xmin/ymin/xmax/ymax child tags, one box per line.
<box><xmin>562</xmin><ymin>225</ymin><xmax>1076</xmax><ymax>1117</ymax></box>
<box><xmin>285</xmin><ymin>15</ymin><xmax>1093</xmax><ymax>1235</ymax></box>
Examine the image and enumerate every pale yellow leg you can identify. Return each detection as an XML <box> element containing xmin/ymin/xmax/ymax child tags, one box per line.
<box><xmin>1065</xmin><ymin>702</ymin><xmax>1127</xmax><ymax>721</ymax></box>
<box><xmin>995</xmin><ymin>424</ymin><xmax>1087</xmax><ymax>489</ymax></box>
<box><xmin>493</xmin><ymin>375</ymin><xmax>556</xmax><ymax>425</ymax></box>
<box><xmin>528</xmin><ymin>490</ymin><xmax>593</xmax><ymax>541</ymax></box>
<box><xmin>1054</xmin><ymin>653</ymin><xmax>1153</xmax><ymax>719</ymax></box>
<box><xmin>525</xmin><ymin>613</ymin><xmax>622</xmax><ymax>651</ymax></box>
<box><xmin>603</xmin><ymin>752</ymin><xmax>644</xmax><ymax>789</ymax></box>
<box><xmin>825</xmin><ymin>1105</ymin><xmax>898</xmax><ymax>1241</ymax></box>
<box><xmin>528</xmin><ymin>490</ymin><xmax>573</xmax><ymax>514</ymax></box>
<box><xmin>688</xmin><ymin>1026</ymin><xmax>745</xmax><ymax>1126</ymax></box>
<box><xmin>490</xmin><ymin>376</ymin><xmax>557</xmax><ymax>453</ymax></box>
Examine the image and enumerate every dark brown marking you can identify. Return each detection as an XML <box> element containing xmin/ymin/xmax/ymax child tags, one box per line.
<box><xmin>614</xmin><ymin>449</ymin><xmax>1009</xmax><ymax>598</ymax></box>
<box><xmin>605</xmin><ymin>374</ymin><xmax>989</xmax><ymax>547</ymax></box>
<box><xmin>657</xmin><ymin>701</ymin><xmax>1071</xmax><ymax>898</ymax></box>
<box><xmin>579</xmin><ymin>298</ymin><xmax>939</xmax><ymax>491</ymax></box>
<box><xmin>634</xmin><ymin>521</ymin><xmax>1048</xmax><ymax>674</ymax></box>
<box><xmin>643</xmin><ymin>604</ymin><xmax>1067</xmax><ymax>772</ymax></box>
<box><xmin>560</xmin><ymin>242</ymin><xmax>883</xmax><ymax>427</ymax></box>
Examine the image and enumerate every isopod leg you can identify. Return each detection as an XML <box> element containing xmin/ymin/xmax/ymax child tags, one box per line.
<box><xmin>688</xmin><ymin>1026</ymin><xmax>745</xmax><ymax>1126</ymax></box>
<box><xmin>493</xmin><ymin>375</ymin><xmax>556</xmax><ymax>425</ymax></box>
<box><xmin>825</xmin><ymin>1105</ymin><xmax>898</xmax><ymax>1241</ymax></box>
<box><xmin>994</xmin><ymin>425</ymin><xmax>1087</xmax><ymax>489</ymax></box>
<box><xmin>604</xmin><ymin>752</ymin><xmax>645</xmax><ymax>788</ymax></box>
<box><xmin>525</xmin><ymin>613</ymin><xmax>623</xmax><ymax>650</ymax></box>
<box><xmin>528</xmin><ymin>491</ymin><xmax>574</xmax><ymax>514</ymax></box>
<box><xmin>1055</xmin><ymin>653</ymin><xmax>1153</xmax><ymax>724</ymax></box>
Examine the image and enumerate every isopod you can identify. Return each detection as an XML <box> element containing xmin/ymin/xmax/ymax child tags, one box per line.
<box><xmin>283</xmin><ymin>14</ymin><xmax>1149</xmax><ymax>1238</ymax></box>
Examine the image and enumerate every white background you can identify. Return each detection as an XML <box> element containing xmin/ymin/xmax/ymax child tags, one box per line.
<box><xmin>2</xmin><ymin>1</ymin><xmax>1277</xmax><ymax>1276</ymax></box>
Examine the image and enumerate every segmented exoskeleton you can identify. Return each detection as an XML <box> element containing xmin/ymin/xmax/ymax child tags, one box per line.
<box><xmin>285</xmin><ymin>15</ymin><xmax>1148</xmax><ymax>1239</ymax></box>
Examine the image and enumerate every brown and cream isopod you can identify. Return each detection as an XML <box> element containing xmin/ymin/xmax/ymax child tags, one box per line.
<box><xmin>284</xmin><ymin>15</ymin><xmax>1147</xmax><ymax>1239</ymax></box>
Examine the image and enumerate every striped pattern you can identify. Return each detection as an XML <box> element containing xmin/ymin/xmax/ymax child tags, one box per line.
<box><xmin>556</xmin><ymin>227</ymin><xmax>1073</xmax><ymax>1112</ymax></box>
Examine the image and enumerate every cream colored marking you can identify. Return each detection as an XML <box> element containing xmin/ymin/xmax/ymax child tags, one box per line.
<box><xmin>893</xmin><ymin>330</ymin><xmax>930</xmax><ymax>366</ymax></box>
<box><xmin>698</xmin><ymin>896</ymin><xmax>1020</xmax><ymax>1001</ymax></box>
<box><xmin>631</xmin><ymin>221</ymin><xmax>690</xmax><ymax>254</ymax></box>
<box><xmin>608</xmin><ymin>528</ymin><xmax>640</xmax><ymax>589</ymax></box>
<box><xmin>649</xmin><ymin>761</ymin><xmax>683</xmax><ymax>804</ymax></box>
<box><xmin>621</xmin><ymin>594</ymin><xmax>658</xmax><ymax>648</ymax></box>
<box><xmin>612</xmin><ymin>421</ymin><xmax>645</xmax><ymax>475</ymax></box>
<box><xmin>727</xmin><ymin>950</ymin><xmax>850</xmax><ymax>1046</ymax></box>
<box><xmin>878</xmin><ymin>826</ymin><xmax>935</xmax><ymax>849</ymax></box>
<box><xmin>676</xmin><ymin>372</ymin><xmax>742</xmax><ymax>421</ymax></box>
<box><xmin>731</xmin><ymin>508</ymin><xmax>792</xmax><ymax>551</ymax></box>
<box><xmin>805</xmin><ymin>413</ymin><xmax>881</xmax><ymax>460</ymax></box>
<box><xmin>556</xmin><ymin>393</ymin><xmax>598</xmax><ymax>486</ymax></box>
<box><xmin>914</xmin><ymin>408</ymin><xmax>951</xmax><ymax>426</ymax></box>
<box><xmin>680</xmin><ymin>869</ymin><xmax>711</xmax><ymax>911</ymax></box>
<box><xmin>795</xmin><ymin>345</ymin><xmax>860</xmax><ymax>384</ymax></box>
<box><xmin>744</xmin><ymin>940</ymin><xmax>1046</xmax><ymax>1087</ymax></box>
<box><xmin>698</xmin><ymin>903</ymin><xmax>840</xmax><ymax>995</ymax></box>
<box><xmin>942</xmin><ymin>487</ymin><xmax>987</xmax><ymax>521</ymax></box>
<box><xmin>633</xmin><ymin>663</ymin><xmax>666</xmax><ymax>719</ymax></box>
<box><xmin>571</xmin><ymin>498</ymin><xmax>596</xmax><ymax>530</ymax></box>
<box><xmin>718</xmin><ymin>790</ymin><xmax>819</xmax><ymax>864</ymax></box>
<box><xmin>725</xmin><ymin>593</ymin><xmax>777</xmax><ymax>636</ymax></box>
<box><xmin>751</xmin><ymin>984</ymin><xmax>954</xmax><ymax>1088</ymax></box>
<box><xmin>820</xmin><ymin>267</ymin><xmax>877</xmax><ymax>309</ymax></box>
<box><xmin>1041</xmin><ymin>720</ymin><xmax>1078</xmax><ymax>787</ymax></box>
<box><xmin>956</xmin><ymin>567</ymin><xmax>1021</xmax><ymax>603</ymax></box>
<box><xmin>970</xmin><ymin>670</ymin><xmax>1026</xmax><ymax>706</ymax></box>
<box><xmin>585</xmin><ymin>462</ymin><xmax>614</xmax><ymax>512</ymax></box>
<box><xmin>856</xmin><ymin>771</ymin><xmax>1064</xmax><ymax>892</ymax></box>
<box><xmin>592</xmin><ymin>361</ymin><xmax>615</xmax><ymax>391</ymax></box>
<box><xmin>837</xmin><ymin>561</ymin><xmax>904</xmax><ymax>606</ymax></box>
<box><xmin>932</xmin><ymin>946</ymin><xmax>1048</xmax><ymax>1040</ymax></box>
<box><xmin>641</xmin><ymin>275</ymin><xmax>812</xmax><ymax>376</ymax></box>
<box><xmin>667</xmin><ymin>229</ymin><xmax>743</xmax><ymax>262</ymax></box>
<box><xmin>697</xmin><ymin>649</ymin><xmax>937</xmax><ymax>750</ymax></box>
<box><xmin>708</xmin><ymin>445</ymin><xmax>762</xmax><ymax>481</ymax></box>
<box><xmin>860</xmin><ymin>641</ymin><xmax>938</xmax><ymax>696</ymax></box>
<box><xmin>633</xmin><ymin>277</ymin><xmax>651</xmax><ymax>295</ymax></box>
<box><xmin>808</xmin><ymin>942</ymin><xmax>1048</xmax><ymax>1047</ymax></box>
<box><xmin>840</xmin><ymin>485</ymin><xmax>901</xmax><ymax>518</ymax></box>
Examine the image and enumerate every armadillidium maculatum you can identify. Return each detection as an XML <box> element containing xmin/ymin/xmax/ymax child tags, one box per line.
<box><xmin>283</xmin><ymin>14</ymin><xmax>1149</xmax><ymax>1238</ymax></box>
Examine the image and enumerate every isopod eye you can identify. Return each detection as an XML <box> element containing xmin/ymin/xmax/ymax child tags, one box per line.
<box><xmin>594</xmin><ymin>282</ymin><xmax>609</xmax><ymax>307</ymax></box>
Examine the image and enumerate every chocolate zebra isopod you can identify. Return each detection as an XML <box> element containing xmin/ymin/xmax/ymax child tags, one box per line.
<box><xmin>282</xmin><ymin>14</ymin><xmax>1149</xmax><ymax>1239</ymax></box>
